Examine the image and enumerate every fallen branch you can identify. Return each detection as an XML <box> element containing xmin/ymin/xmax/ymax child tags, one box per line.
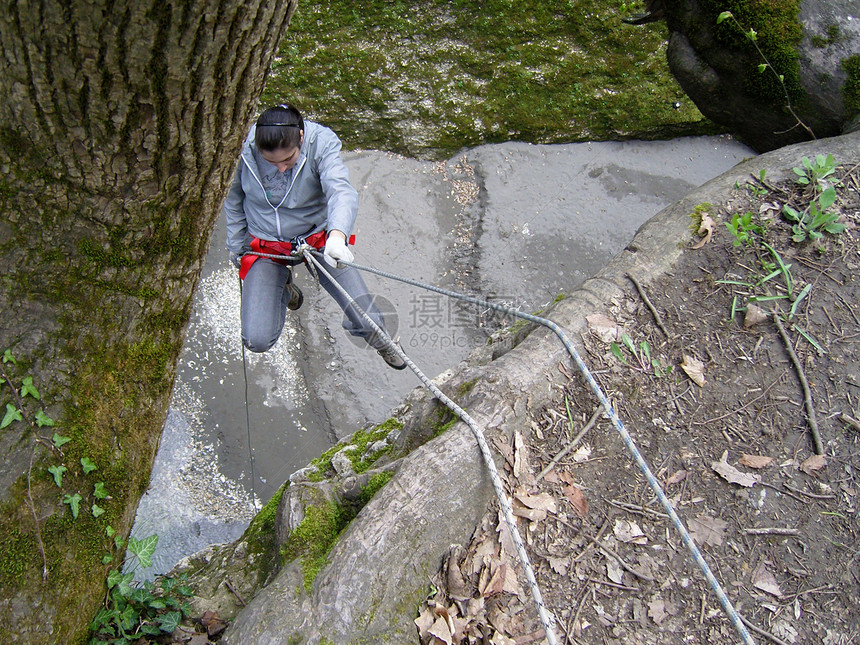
<box><xmin>840</xmin><ymin>413</ymin><xmax>860</xmax><ymax>433</ymax></box>
<box><xmin>627</xmin><ymin>273</ymin><xmax>671</xmax><ymax>338</ymax></box>
<box><xmin>784</xmin><ymin>483</ymin><xmax>836</xmax><ymax>500</ymax></box>
<box><xmin>742</xmin><ymin>527</ymin><xmax>800</xmax><ymax>536</ymax></box>
<box><xmin>224</xmin><ymin>577</ymin><xmax>247</xmax><ymax>607</ymax></box>
<box><xmin>772</xmin><ymin>314</ymin><xmax>824</xmax><ymax>454</ymax></box>
<box><xmin>740</xmin><ymin>614</ymin><xmax>793</xmax><ymax>645</ymax></box>
<box><xmin>537</xmin><ymin>406</ymin><xmax>601</xmax><ymax>482</ymax></box>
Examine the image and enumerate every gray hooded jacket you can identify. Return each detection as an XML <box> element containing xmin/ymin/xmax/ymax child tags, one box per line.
<box><xmin>223</xmin><ymin>120</ymin><xmax>358</xmax><ymax>254</ymax></box>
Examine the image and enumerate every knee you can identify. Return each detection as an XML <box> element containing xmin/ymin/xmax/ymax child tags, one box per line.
<box><xmin>243</xmin><ymin>334</ymin><xmax>277</xmax><ymax>353</ymax></box>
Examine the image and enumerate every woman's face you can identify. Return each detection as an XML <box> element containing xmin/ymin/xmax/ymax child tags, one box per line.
<box><xmin>260</xmin><ymin>146</ymin><xmax>301</xmax><ymax>173</ymax></box>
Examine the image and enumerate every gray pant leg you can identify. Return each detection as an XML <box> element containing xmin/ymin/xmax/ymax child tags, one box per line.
<box><xmin>241</xmin><ymin>259</ymin><xmax>292</xmax><ymax>352</ymax></box>
<box><xmin>316</xmin><ymin>264</ymin><xmax>388</xmax><ymax>348</ymax></box>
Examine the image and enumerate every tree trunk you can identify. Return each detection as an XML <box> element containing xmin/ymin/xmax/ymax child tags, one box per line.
<box><xmin>0</xmin><ymin>0</ymin><xmax>296</xmax><ymax>641</ymax></box>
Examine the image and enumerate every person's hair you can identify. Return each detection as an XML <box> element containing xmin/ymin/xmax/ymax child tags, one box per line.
<box><xmin>255</xmin><ymin>104</ymin><xmax>304</xmax><ymax>151</ymax></box>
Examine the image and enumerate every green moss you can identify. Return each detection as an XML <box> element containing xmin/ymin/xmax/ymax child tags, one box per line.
<box><xmin>432</xmin><ymin>407</ymin><xmax>459</xmax><ymax>437</ymax></box>
<box><xmin>667</xmin><ymin>0</ymin><xmax>803</xmax><ymax>105</ymax></box>
<box><xmin>244</xmin><ymin>482</ymin><xmax>288</xmax><ymax>560</ymax></box>
<box><xmin>358</xmin><ymin>471</ymin><xmax>394</xmax><ymax>507</ymax></box>
<box><xmin>309</xmin><ymin>418</ymin><xmax>403</xmax><ymax>479</ymax></box>
<box><xmin>264</xmin><ymin>0</ymin><xmax>718</xmax><ymax>159</ymax></box>
<box><xmin>282</xmin><ymin>501</ymin><xmax>350</xmax><ymax>592</ymax></box>
<box><xmin>689</xmin><ymin>202</ymin><xmax>715</xmax><ymax>233</ymax></box>
<box><xmin>842</xmin><ymin>55</ymin><xmax>860</xmax><ymax>117</ymax></box>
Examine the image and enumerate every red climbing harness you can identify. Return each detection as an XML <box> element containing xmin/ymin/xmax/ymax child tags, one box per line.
<box><xmin>239</xmin><ymin>230</ymin><xmax>355</xmax><ymax>280</ymax></box>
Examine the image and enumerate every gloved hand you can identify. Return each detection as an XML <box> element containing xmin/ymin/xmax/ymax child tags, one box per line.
<box><xmin>323</xmin><ymin>233</ymin><xmax>354</xmax><ymax>268</ymax></box>
<box><xmin>229</xmin><ymin>251</ymin><xmax>243</xmax><ymax>269</ymax></box>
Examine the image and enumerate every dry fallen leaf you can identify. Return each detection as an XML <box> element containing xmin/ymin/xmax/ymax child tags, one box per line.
<box><xmin>744</xmin><ymin>303</ymin><xmax>770</xmax><ymax>328</ymax></box>
<box><xmin>688</xmin><ymin>514</ymin><xmax>728</xmax><ymax>548</ymax></box>
<box><xmin>586</xmin><ymin>313</ymin><xmax>621</xmax><ymax>343</ymax></box>
<box><xmin>738</xmin><ymin>454</ymin><xmax>774</xmax><ymax>469</ymax></box>
<box><xmin>614</xmin><ymin>518</ymin><xmax>647</xmax><ymax>545</ymax></box>
<box><xmin>712</xmin><ymin>451</ymin><xmax>760</xmax><ymax>487</ymax></box>
<box><xmin>548</xmin><ymin>556</ymin><xmax>570</xmax><ymax>576</ymax></box>
<box><xmin>681</xmin><ymin>354</ymin><xmax>706</xmax><ymax>387</ymax></box>
<box><xmin>752</xmin><ymin>563</ymin><xmax>783</xmax><ymax>598</ymax></box>
<box><xmin>648</xmin><ymin>597</ymin><xmax>668</xmax><ymax>624</ymax></box>
<box><xmin>563</xmin><ymin>484</ymin><xmax>588</xmax><ymax>518</ymax></box>
<box><xmin>665</xmin><ymin>470</ymin><xmax>688</xmax><ymax>486</ymax></box>
<box><xmin>691</xmin><ymin>212</ymin><xmax>715</xmax><ymax>249</ymax></box>
<box><xmin>800</xmin><ymin>454</ymin><xmax>827</xmax><ymax>474</ymax></box>
<box><xmin>607</xmin><ymin>558</ymin><xmax>624</xmax><ymax>585</ymax></box>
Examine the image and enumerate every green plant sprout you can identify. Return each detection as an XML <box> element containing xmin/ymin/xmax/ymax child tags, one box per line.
<box><xmin>726</xmin><ymin>211</ymin><xmax>765</xmax><ymax>247</ymax></box>
<box><xmin>717</xmin><ymin>11</ymin><xmax>814</xmax><ymax>140</ymax></box>
<box><xmin>783</xmin><ymin>184</ymin><xmax>845</xmax><ymax>242</ymax></box>
<box><xmin>610</xmin><ymin>333</ymin><xmax>673</xmax><ymax>378</ymax></box>
<box><xmin>793</xmin><ymin>154</ymin><xmax>840</xmax><ymax>192</ymax></box>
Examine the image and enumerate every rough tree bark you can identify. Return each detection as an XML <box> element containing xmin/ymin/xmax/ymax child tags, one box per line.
<box><xmin>0</xmin><ymin>0</ymin><xmax>296</xmax><ymax>642</ymax></box>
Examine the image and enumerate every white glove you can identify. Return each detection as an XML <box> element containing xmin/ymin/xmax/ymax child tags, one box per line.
<box><xmin>323</xmin><ymin>234</ymin><xmax>354</xmax><ymax>268</ymax></box>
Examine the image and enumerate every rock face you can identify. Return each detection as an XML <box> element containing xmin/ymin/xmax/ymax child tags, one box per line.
<box><xmin>659</xmin><ymin>0</ymin><xmax>860</xmax><ymax>152</ymax></box>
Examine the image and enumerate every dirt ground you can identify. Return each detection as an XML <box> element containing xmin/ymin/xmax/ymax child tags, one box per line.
<box><xmin>417</xmin><ymin>163</ymin><xmax>860</xmax><ymax>645</ymax></box>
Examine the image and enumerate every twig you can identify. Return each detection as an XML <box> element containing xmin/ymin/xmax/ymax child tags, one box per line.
<box><xmin>570</xmin><ymin>580</ymin><xmax>592</xmax><ymax>641</ymax></box>
<box><xmin>750</xmin><ymin>171</ymin><xmax>789</xmax><ymax>197</ymax></box>
<box><xmin>27</xmin><ymin>449</ymin><xmax>48</xmax><ymax>581</ymax></box>
<box><xmin>784</xmin><ymin>483</ymin><xmax>836</xmax><ymax>500</ymax></box>
<box><xmin>572</xmin><ymin>520</ymin><xmax>611</xmax><ymax>563</ymax></box>
<box><xmin>742</xmin><ymin>527</ymin><xmax>800</xmax><ymax>536</ymax></box>
<box><xmin>224</xmin><ymin>577</ymin><xmax>247</xmax><ymax>606</ymax></box>
<box><xmin>587</xmin><ymin>577</ymin><xmax>638</xmax><ymax>592</ymax></box>
<box><xmin>627</xmin><ymin>274</ymin><xmax>671</xmax><ymax>338</ymax></box>
<box><xmin>587</xmin><ymin>535</ymin><xmax>655</xmax><ymax>582</ymax></box>
<box><xmin>537</xmin><ymin>406</ymin><xmax>601</xmax><ymax>482</ymax></box>
<box><xmin>840</xmin><ymin>413</ymin><xmax>860</xmax><ymax>433</ymax></box>
<box><xmin>607</xmin><ymin>499</ymin><xmax>669</xmax><ymax>520</ymax></box>
<box><xmin>740</xmin><ymin>614</ymin><xmax>793</xmax><ymax>645</ymax></box>
<box><xmin>772</xmin><ymin>313</ymin><xmax>824</xmax><ymax>454</ymax></box>
<box><xmin>759</xmin><ymin>481</ymin><xmax>806</xmax><ymax>503</ymax></box>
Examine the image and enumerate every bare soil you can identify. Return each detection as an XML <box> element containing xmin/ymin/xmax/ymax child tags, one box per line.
<box><xmin>417</xmin><ymin>165</ymin><xmax>860</xmax><ymax>645</ymax></box>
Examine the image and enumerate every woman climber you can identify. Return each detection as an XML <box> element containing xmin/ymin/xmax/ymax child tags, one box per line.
<box><xmin>223</xmin><ymin>103</ymin><xmax>406</xmax><ymax>369</ymax></box>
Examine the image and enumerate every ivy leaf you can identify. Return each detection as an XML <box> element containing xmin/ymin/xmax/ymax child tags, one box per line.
<box><xmin>101</xmin><ymin>554</ymin><xmax>113</xmax><ymax>564</ymax></box>
<box><xmin>20</xmin><ymin>376</ymin><xmax>40</xmax><ymax>400</ymax></box>
<box><xmin>129</xmin><ymin>534</ymin><xmax>158</xmax><ymax>569</ymax></box>
<box><xmin>716</xmin><ymin>11</ymin><xmax>733</xmax><ymax>23</ymax></box>
<box><xmin>107</xmin><ymin>568</ymin><xmax>124</xmax><ymax>589</ymax></box>
<box><xmin>35</xmin><ymin>410</ymin><xmax>54</xmax><ymax>427</ymax></box>
<box><xmin>1</xmin><ymin>403</ymin><xmax>23</xmax><ymax>429</ymax></box>
<box><xmin>52</xmin><ymin>433</ymin><xmax>72</xmax><ymax>448</ymax></box>
<box><xmin>157</xmin><ymin>611</ymin><xmax>182</xmax><ymax>633</ymax></box>
<box><xmin>94</xmin><ymin>482</ymin><xmax>109</xmax><ymax>499</ymax></box>
<box><xmin>48</xmin><ymin>465</ymin><xmax>67</xmax><ymax>487</ymax></box>
<box><xmin>2</xmin><ymin>349</ymin><xmax>15</xmax><ymax>364</ymax></box>
<box><xmin>81</xmin><ymin>457</ymin><xmax>98</xmax><ymax>474</ymax></box>
<box><xmin>757</xmin><ymin>63</ymin><xmax>767</xmax><ymax>74</ymax></box>
<box><xmin>105</xmin><ymin>525</ymin><xmax>116</xmax><ymax>538</ymax></box>
<box><xmin>63</xmin><ymin>493</ymin><xmax>82</xmax><ymax>519</ymax></box>
<box><xmin>91</xmin><ymin>504</ymin><xmax>105</xmax><ymax>518</ymax></box>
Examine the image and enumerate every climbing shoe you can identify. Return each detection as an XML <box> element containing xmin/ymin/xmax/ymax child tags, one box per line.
<box><xmin>377</xmin><ymin>343</ymin><xmax>407</xmax><ymax>370</ymax></box>
<box><xmin>287</xmin><ymin>282</ymin><xmax>303</xmax><ymax>311</ymax></box>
